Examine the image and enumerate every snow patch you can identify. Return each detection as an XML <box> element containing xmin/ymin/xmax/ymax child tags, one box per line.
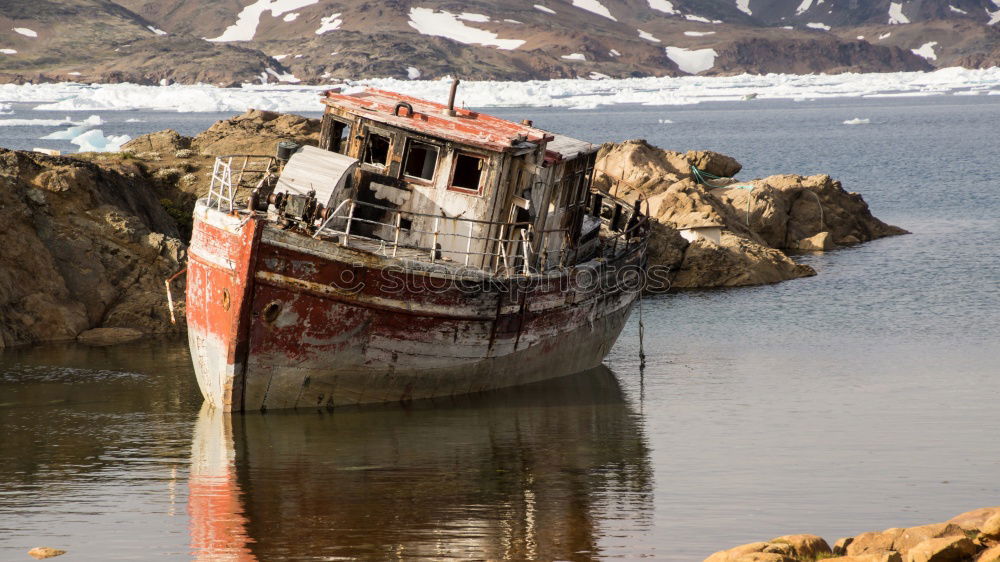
<box><xmin>0</xmin><ymin>49</ymin><xmax>16</xmax><ymax>55</ymax></box>
<box><xmin>272</xmin><ymin>54</ymin><xmax>288</xmax><ymax>60</ymax></box>
<box><xmin>13</xmin><ymin>27</ymin><xmax>37</xmax><ymax>38</ymax></box>
<box><xmin>609</xmin><ymin>49</ymin><xmax>621</xmax><ymax>57</ymax></box>
<box><xmin>989</xmin><ymin>6</ymin><xmax>1000</xmax><ymax>25</ymax></box>
<box><xmin>736</xmin><ymin>0</ymin><xmax>752</xmax><ymax>16</ymax></box>
<box><xmin>407</xmin><ymin>8</ymin><xmax>525</xmax><ymax>50</ymax></box>
<box><xmin>266</xmin><ymin>68</ymin><xmax>300</xmax><ymax>83</ymax></box>
<box><xmin>534</xmin><ymin>5</ymin><xmax>556</xmax><ymax>14</ymax></box>
<box><xmin>648</xmin><ymin>0</ymin><xmax>677</xmax><ymax>14</ymax></box>
<box><xmin>208</xmin><ymin>0</ymin><xmax>319</xmax><ymax>41</ymax></box>
<box><xmin>949</xmin><ymin>5</ymin><xmax>967</xmax><ymax>14</ymax></box>
<box><xmin>888</xmin><ymin>2</ymin><xmax>910</xmax><ymax>24</ymax></box>
<box><xmin>282</xmin><ymin>12</ymin><xmax>299</xmax><ymax>22</ymax></box>
<box><xmin>684</xmin><ymin>31</ymin><xmax>716</xmax><ymax>36</ymax></box>
<box><xmin>589</xmin><ymin>72</ymin><xmax>610</xmax><ymax>80</ymax></box>
<box><xmin>684</xmin><ymin>15</ymin><xmax>721</xmax><ymax>24</ymax></box>
<box><xmin>407</xmin><ymin>66</ymin><xmax>421</xmax><ymax>80</ymax></box>
<box><xmin>315</xmin><ymin>12</ymin><xmax>342</xmax><ymax>34</ymax></box>
<box><xmin>911</xmin><ymin>41</ymin><xmax>938</xmax><ymax>61</ymax></box>
<box><xmin>561</xmin><ymin>53</ymin><xmax>587</xmax><ymax>61</ymax></box>
<box><xmin>505</xmin><ymin>19</ymin><xmax>523</xmax><ymax>24</ymax></box>
<box><xmin>843</xmin><ymin>118</ymin><xmax>870</xmax><ymax>125</ymax></box>
<box><xmin>795</xmin><ymin>0</ymin><xmax>813</xmax><ymax>16</ymax></box>
<box><xmin>572</xmin><ymin>0</ymin><xmax>616</xmax><ymax>21</ymax></box>
<box><xmin>459</xmin><ymin>13</ymin><xmax>490</xmax><ymax>22</ymax></box>
<box><xmin>147</xmin><ymin>25</ymin><xmax>168</xmax><ymax>35</ymax></box>
<box><xmin>638</xmin><ymin>29</ymin><xmax>661</xmax><ymax>42</ymax></box>
<box><xmin>878</xmin><ymin>32</ymin><xmax>892</xmax><ymax>40</ymax></box>
<box><xmin>807</xmin><ymin>22</ymin><xmax>831</xmax><ymax>30</ymax></box>
<box><xmin>665</xmin><ymin>46</ymin><xmax>717</xmax><ymax>74</ymax></box>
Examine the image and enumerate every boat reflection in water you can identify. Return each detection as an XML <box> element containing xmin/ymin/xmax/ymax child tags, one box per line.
<box><xmin>189</xmin><ymin>366</ymin><xmax>652</xmax><ymax>560</ymax></box>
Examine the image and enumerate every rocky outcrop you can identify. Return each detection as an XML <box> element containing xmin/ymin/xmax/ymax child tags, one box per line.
<box><xmin>593</xmin><ymin>139</ymin><xmax>906</xmax><ymax>290</ymax></box>
<box><xmin>705</xmin><ymin>507</ymin><xmax>1000</xmax><ymax>562</ymax></box>
<box><xmin>0</xmin><ymin>149</ymin><xmax>184</xmax><ymax>349</ymax></box>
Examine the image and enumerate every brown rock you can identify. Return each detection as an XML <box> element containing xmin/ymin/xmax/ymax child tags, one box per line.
<box><xmin>847</xmin><ymin>528</ymin><xmax>905</xmax><ymax>556</ymax></box>
<box><xmin>733</xmin><ymin>554</ymin><xmax>796</xmax><ymax>562</ymax></box>
<box><xmin>793</xmin><ymin>231</ymin><xmax>834</xmax><ymax>251</ymax></box>
<box><xmin>28</xmin><ymin>547</ymin><xmax>66</xmax><ymax>559</ymax></box>
<box><xmin>949</xmin><ymin>508</ymin><xmax>1000</xmax><ymax>532</ymax></box>
<box><xmin>980</xmin><ymin>513</ymin><xmax>1000</xmax><ymax>539</ymax></box>
<box><xmin>893</xmin><ymin>523</ymin><xmax>965</xmax><ymax>554</ymax></box>
<box><xmin>687</xmin><ymin>149</ymin><xmax>743</xmax><ymax>178</ymax></box>
<box><xmin>192</xmin><ymin>109</ymin><xmax>320</xmax><ymax>157</ymax></box>
<box><xmin>826</xmin><ymin>554</ymin><xmax>903</xmax><ymax>562</ymax></box>
<box><xmin>121</xmin><ymin>129</ymin><xmax>191</xmax><ymax>155</ymax></box>
<box><xmin>77</xmin><ymin>327</ymin><xmax>144</xmax><ymax>345</ymax></box>
<box><xmin>978</xmin><ymin>545</ymin><xmax>1000</xmax><ymax>562</ymax></box>
<box><xmin>671</xmin><ymin>234</ymin><xmax>816</xmax><ymax>289</ymax></box>
<box><xmin>770</xmin><ymin>534</ymin><xmax>832</xmax><ymax>559</ymax></box>
<box><xmin>705</xmin><ymin>542</ymin><xmax>770</xmax><ymax>562</ymax></box>
<box><xmin>835</xmin><ymin>537</ymin><xmax>856</xmax><ymax>555</ymax></box>
<box><xmin>904</xmin><ymin>536</ymin><xmax>976</xmax><ymax>562</ymax></box>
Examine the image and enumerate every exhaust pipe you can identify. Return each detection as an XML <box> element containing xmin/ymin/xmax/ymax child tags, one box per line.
<box><xmin>444</xmin><ymin>78</ymin><xmax>460</xmax><ymax>116</ymax></box>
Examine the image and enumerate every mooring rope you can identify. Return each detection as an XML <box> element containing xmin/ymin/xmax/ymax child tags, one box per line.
<box><xmin>690</xmin><ymin>165</ymin><xmax>756</xmax><ymax>227</ymax></box>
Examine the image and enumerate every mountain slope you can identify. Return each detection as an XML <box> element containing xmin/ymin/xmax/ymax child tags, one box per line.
<box><xmin>1</xmin><ymin>0</ymin><xmax>997</xmax><ymax>84</ymax></box>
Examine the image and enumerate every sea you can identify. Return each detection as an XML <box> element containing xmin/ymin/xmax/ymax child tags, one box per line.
<box><xmin>1</xmin><ymin>94</ymin><xmax>998</xmax><ymax>560</ymax></box>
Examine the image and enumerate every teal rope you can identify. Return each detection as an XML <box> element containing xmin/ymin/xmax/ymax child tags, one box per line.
<box><xmin>690</xmin><ymin>165</ymin><xmax>755</xmax><ymax>226</ymax></box>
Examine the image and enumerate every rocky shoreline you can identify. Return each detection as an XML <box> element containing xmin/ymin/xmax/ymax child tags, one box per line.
<box><xmin>706</xmin><ymin>506</ymin><xmax>1000</xmax><ymax>562</ymax></box>
<box><xmin>0</xmin><ymin>110</ymin><xmax>905</xmax><ymax>348</ymax></box>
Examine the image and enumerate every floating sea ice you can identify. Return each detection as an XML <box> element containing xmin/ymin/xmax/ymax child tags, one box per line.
<box><xmin>41</xmin><ymin>115</ymin><xmax>105</xmax><ymax>139</ymax></box>
<box><xmin>843</xmin><ymin>118</ymin><xmax>871</xmax><ymax>125</ymax></box>
<box><xmin>70</xmin><ymin>129</ymin><xmax>131</xmax><ymax>153</ymax></box>
<box><xmin>407</xmin><ymin>66</ymin><xmax>421</xmax><ymax>80</ymax></box>
<box><xmin>657</xmin><ymin>118</ymin><xmax>673</xmax><ymax>123</ymax></box>
<box><xmin>0</xmin><ymin>102</ymin><xmax>11</xmax><ymax>115</ymax></box>
<box><xmin>125</xmin><ymin>118</ymin><xmax>145</xmax><ymax>123</ymax></box>
<box><xmin>1</xmin><ymin>116</ymin><xmax>73</xmax><ymax>127</ymax></box>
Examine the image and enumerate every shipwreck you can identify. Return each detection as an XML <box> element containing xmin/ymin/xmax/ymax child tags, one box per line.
<box><xmin>185</xmin><ymin>82</ymin><xmax>649</xmax><ymax>412</ymax></box>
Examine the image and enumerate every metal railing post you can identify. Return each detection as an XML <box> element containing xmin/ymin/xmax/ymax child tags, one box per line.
<box><xmin>464</xmin><ymin>222</ymin><xmax>473</xmax><ymax>266</ymax></box>
<box><xmin>430</xmin><ymin>218</ymin><xmax>439</xmax><ymax>262</ymax></box>
<box><xmin>342</xmin><ymin>201</ymin><xmax>355</xmax><ymax>247</ymax></box>
<box><xmin>392</xmin><ymin>212</ymin><xmax>401</xmax><ymax>258</ymax></box>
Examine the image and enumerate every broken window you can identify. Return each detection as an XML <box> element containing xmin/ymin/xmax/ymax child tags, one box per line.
<box><xmin>363</xmin><ymin>132</ymin><xmax>390</xmax><ymax>168</ymax></box>
<box><xmin>450</xmin><ymin>153</ymin><xmax>485</xmax><ymax>194</ymax></box>
<box><xmin>330</xmin><ymin>120</ymin><xmax>351</xmax><ymax>154</ymax></box>
<box><xmin>402</xmin><ymin>140</ymin><xmax>438</xmax><ymax>181</ymax></box>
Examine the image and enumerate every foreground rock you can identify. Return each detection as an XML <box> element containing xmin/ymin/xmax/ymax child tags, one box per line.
<box><xmin>705</xmin><ymin>507</ymin><xmax>1000</xmax><ymax>562</ymax></box>
<box><xmin>0</xmin><ymin>149</ymin><xmax>184</xmax><ymax>349</ymax></box>
<box><xmin>593</xmin><ymin>139</ymin><xmax>907</xmax><ymax>290</ymax></box>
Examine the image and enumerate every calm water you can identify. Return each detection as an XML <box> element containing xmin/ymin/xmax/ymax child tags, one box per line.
<box><xmin>1</xmin><ymin>95</ymin><xmax>999</xmax><ymax>560</ymax></box>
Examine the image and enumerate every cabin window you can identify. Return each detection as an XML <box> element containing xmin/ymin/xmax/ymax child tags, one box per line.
<box><xmin>449</xmin><ymin>153</ymin><xmax>485</xmax><ymax>194</ymax></box>
<box><xmin>363</xmin><ymin>132</ymin><xmax>390</xmax><ymax>168</ymax></box>
<box><xmin>402</xmin><ymin>140</ymin><xmax>438</xmax><ymax>181</ymax></box>
<box><xmin>330</xmin><ymin>120</ymin><xmax>351</xmax><ymax>154</ymax></box>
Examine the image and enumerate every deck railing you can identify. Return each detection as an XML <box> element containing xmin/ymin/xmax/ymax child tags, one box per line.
<box><xmin>207</xmin><ymin>155</ymin><xmax>278</xmax><ymax>212</ymax></box>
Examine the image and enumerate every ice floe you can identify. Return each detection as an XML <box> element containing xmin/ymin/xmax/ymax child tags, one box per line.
<box><xmin>407</xmin><ymin>67</ymin><xmax>422</xmax><ymax>80</ymax></box>
<box><xmin>40</xmin><ymin>115</ymin><xmax>104</xmax><ymax>139</ymax></box>
<box><xmin>843</xmin><ymin>118</ymin><xmax>871</xmax><ymax>125</ymax></box>
<box><xmin>0</xmin><ymin>102</ymin><xmax>11</xmax><ymax>115</ymax></box>
<box><xmin>1</xmin><ymin>68</ymin><xmax>999</xmax><ymax>112</ymax></box>
<box><xmin>71</xmin><ymin>129</ymin><xmax>131</xmax><ymax>152</ymax></box>
<box><xmin>408</xmin><ymin>7</ymin><xmax>524</xmax><ymax>50</ymax></box>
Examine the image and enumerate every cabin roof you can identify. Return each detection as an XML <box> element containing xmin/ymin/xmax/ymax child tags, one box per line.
<box><xmin>544</xmin><ymin>134</ymin><xmax>598</xmax><ymax>165</ymax></box>
<box><xmin>322</xmin><ymin>88</ymin><xmax>555</xmax><ymax>153</ymax></box>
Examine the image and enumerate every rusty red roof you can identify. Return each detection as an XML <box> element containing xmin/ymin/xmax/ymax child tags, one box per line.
<box><xmin>321</xmin><ymin>88</ymin><xmax>554</xmax><ymax>153</ymax></box>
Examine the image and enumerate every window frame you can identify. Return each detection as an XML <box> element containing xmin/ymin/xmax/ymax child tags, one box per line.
<box><xmin>400</xmin><ymin>138</ymin><xmax>441</xmax><ymax>185</ymax></box>
<box><xmin>447</xmin><ymin>151</ymin><xmax>488</xmax><ymax>196</ymax></box>
<box><xmin>329</xmin><ymin>117</ymin><xmax>353</xmax><ymax>154</ymax></box>
<box><xmin>361</xmin><ymin>128</ymin><xmax>393</xmax><ymax>170</ymax></box>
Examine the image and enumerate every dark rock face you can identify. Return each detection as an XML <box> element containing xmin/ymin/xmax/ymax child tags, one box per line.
<box><xmin>0</xmin><ymin>149</ymin><xmax>185</xmax><ymax>348</ymax></box>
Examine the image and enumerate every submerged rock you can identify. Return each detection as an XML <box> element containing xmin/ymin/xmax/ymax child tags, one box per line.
<box><xmin>27</xmin><ymin>547</ymin><xmax>66</xmax><ymax>559</ymax></box>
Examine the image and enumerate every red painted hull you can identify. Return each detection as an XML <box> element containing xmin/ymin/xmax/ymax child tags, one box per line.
<box><xmin>187</xmin><ymin>203</ymin><xmax>644</xmax><ymax>412</ymax></box>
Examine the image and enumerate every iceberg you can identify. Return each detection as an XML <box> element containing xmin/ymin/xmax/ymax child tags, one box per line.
<box><xmin>70</xmin><ymin>129</ymin><xmax>131</xmax><ymax>153</ymax></box>
<box><xmin>0</xmin><ymin>67</ymin><xmax>996</xmax><ymax>113</ymax></box>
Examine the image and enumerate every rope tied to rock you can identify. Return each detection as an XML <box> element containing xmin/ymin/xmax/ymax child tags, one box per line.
<box><xmin>690</xmin><ymin>165</ymin><xmax>756</xmax><ymax>227</ymax></box>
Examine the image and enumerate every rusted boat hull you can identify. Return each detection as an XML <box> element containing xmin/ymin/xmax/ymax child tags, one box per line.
<box><xmin>187</xmin><ymin>203</ymin><xmax>644</xmax><ymax>412</ymax></box>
